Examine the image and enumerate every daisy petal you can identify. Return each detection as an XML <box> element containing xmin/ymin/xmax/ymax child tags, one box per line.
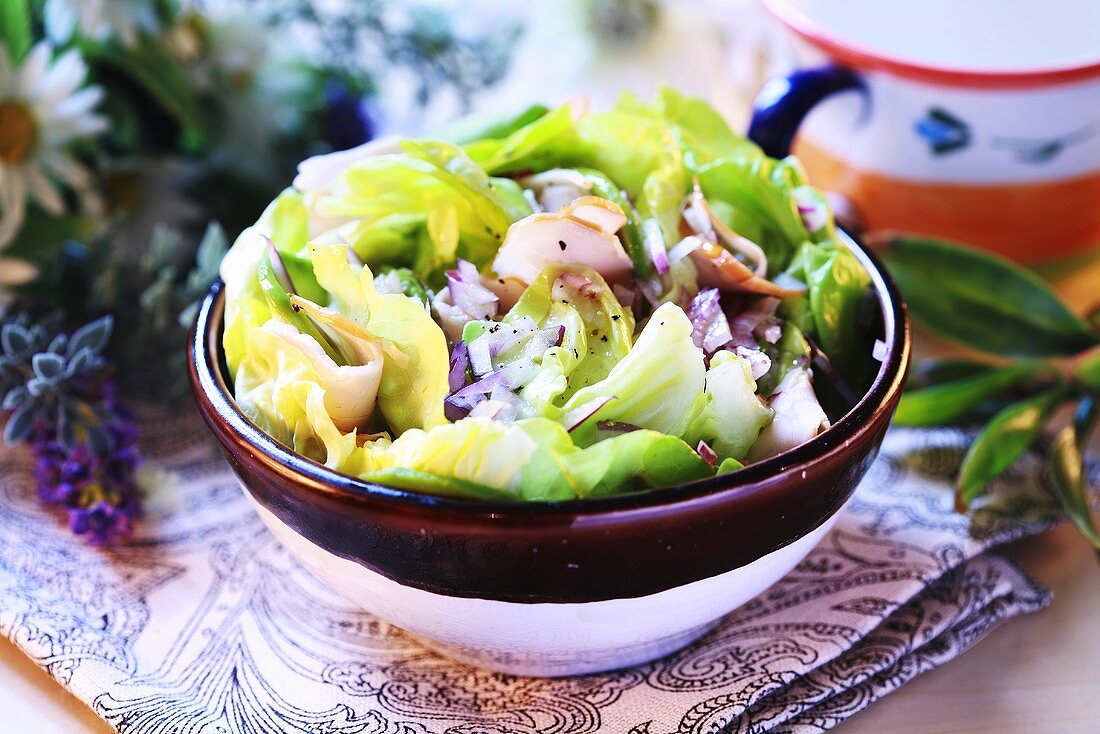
<box><xmin>44</xmin><ymin>85</ymin><xmax>104</xmax><ymax>121</ymax></box>
<box><xmin>25</xmin><ymin>164</ymin><xmax>65</xmax><ymax>215</ymax></box>
<box><xmin>41</xmin><ymin>152</ymin><xmax>92</xmax><ymax>191</ymax></box>
<box><xmin>32</xmin><ymin>49</ymin><xmax>88</xmax><ymax>105</ymax></box>
<box><xmin>0</xmin><ymin>174</ymin><xmax>27</xmax><ymax>249</ymax></box>
<box><xmin>17</xmin><ymin>43</ymin><xmax>52</xmax><ymax>98</ymax></box>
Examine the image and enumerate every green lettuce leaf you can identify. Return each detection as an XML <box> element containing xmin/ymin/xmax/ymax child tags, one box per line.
<box><xmin>316</xmin><ymin>140</ymin><xmax>514</xmax><ymax>281</ymax></box>
<box><xmin>508</xmin><ymin>264</ymin><xmax>635</xmax><ymax>405</ymax></box>
<box><xmin>361</xmin><ymin>416</ymin><xmax>712</xmax><ymax>501</ymax></box>
<box><xmin>562</xmin><ymin>302</ymin><xmax>706</xmax><ymax>446</ymax></box>
<box><xmin>221</xmin><ymin>189</ymin><xmax>318</xmax><ymax>374</ymax></box>
<box><xmin>233</xmin><ymin>321</ymin><xmax>383</xmax><ymax>471</ymax></box>
<box><xmin>555</xmin><ymin>429</ymin><xmax>713</xmax><ymax>498</ymax></box>
<box><xmin>462</xmin><ymin>103</ymin><xmax>589</xmax><ymax>175</ymax></box>
<box><xmin>310</xmin><ymin>243</ymin><xmax>449</xmax><ymax>433</ymax></box>
<box><xmin>688</xmin><ymin>351</ymin><xmax>774</xmax><ymax>461</ymax></box>
<box><xmin>438</xmin><ymin>103</ymin><xmax>550</xmax><ymax>145</ymax></box>
<box><xmin>781</xmin><ymin>241</ymin><xmax>872</xmax><ymax>385</ymax></box>
<box><xmin>577</xmin><ymin>96</ymin><xmax>688</xmax><ymax>244</ymax></box>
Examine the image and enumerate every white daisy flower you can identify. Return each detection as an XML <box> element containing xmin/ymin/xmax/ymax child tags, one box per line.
<box><xmin>43</xmin><ymin>0</ymin><xmax>159</xmax><ymax>48</ymax></box>
<box><xmin>0</xmin><ymin>42</ymin><xmax>108</xmax><ymax>249</ymax></box>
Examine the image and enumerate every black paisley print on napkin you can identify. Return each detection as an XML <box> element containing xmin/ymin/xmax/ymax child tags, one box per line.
<box><xmin>0</xmin><ymin>405</ymin><xmax>1075</xmax><ymax>734</ymax></box>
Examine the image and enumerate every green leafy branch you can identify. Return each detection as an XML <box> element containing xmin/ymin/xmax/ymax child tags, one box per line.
<box><xmin>882</xmin><ymin>237</ymin><xmax>1100</xmax><ymax>552</ymax></box>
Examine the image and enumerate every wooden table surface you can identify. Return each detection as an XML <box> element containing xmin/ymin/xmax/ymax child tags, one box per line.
<box><xmin>2</xmin><ymin>254</ymin><xmax>1097</xmax><ymax>732</ymax></box>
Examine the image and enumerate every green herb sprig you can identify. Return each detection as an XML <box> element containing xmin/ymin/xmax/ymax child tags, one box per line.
<box><xmin>882</xmin><ymin>236</ymin><xmax>1100</xmax><ymax>552</ymax></box>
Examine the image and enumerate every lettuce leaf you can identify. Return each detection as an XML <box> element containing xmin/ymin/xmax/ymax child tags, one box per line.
<box><xmin>438</xmin><ymin>103</ymin><xmax>550</xmax><ymax>145</ymax></box>
<box><xmin>781</xmin><ymin>241</ymin><xmax>872</xmax><ymax>385</ymax></box>
<box><xmin>547</xmin><ymin>428</ymin><xmax>713</xmax><ymax>499</ymax></box>
<box><xmin>508</xmin><ymin>264</ymin><xmax>635</xmax><ymax>404</ymax></box>
<box><xmin>462</xmin><ymin>103</ymin><xmax>589</xmax><ymax>175</ymax></box>
<box><xmin>362</xmin><ymin>416</ymin><xmax>711</xmax><ymax>501</ymax></box>
<box><xmin>577</xmin><ymin>97</ymin><xmax>688</xmax><ymax>245</ymax></box>
<box><xmin>233</xmin><ymin>321</ymin><xmax>383</xmax><ymax>471</ymax></box>
<box><xmin>562</xmin><ymin>302</ymin><xmax>706</xmax><ymax>446</ymax></box>
<box><xmin>310</xmin><ymin>243</ymin><xmax>449</xmax><ymax>433</ymax></box>
<box><xmin>316</xmin><ymin>141</ymin><xmax>514</xmax><ymax>281</ymax></box>
<box><xmin>221</xmin><ymin>189</ymin><xmax>317</xmax><ymax>375</ymax></box>
<box><xmin>688</xmin><ymin>351</ymin><xmax>774</xmax><ymax>461</ymax></box>
<box><xmin>374</xmin><ymin>416</ymin><xmax>540</xmax><ymax>495</ymax></box>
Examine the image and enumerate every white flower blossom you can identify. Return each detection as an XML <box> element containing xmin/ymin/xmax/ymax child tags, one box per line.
<box><xmin>43</xmin><ymin>0</ymin><xmax>158</xmax><ymax>48</ymax></box>
<box><xmin>0</xmin><ymin>43</ymin><xmax>107</xmax><ymax>248</ymax></box>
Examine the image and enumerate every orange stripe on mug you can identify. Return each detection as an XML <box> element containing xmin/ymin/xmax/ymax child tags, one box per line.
<box><xmin>794</xmin><ymin>138</ymin><xmax>1100</xmax><ymax>262</ymax></box>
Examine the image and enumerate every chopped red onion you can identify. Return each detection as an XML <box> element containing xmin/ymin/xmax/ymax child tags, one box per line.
<box><xmin>443</xmin><ymin>400</ymin><xmax>469</xmax><ymax>422</ymax></box>
<box><xmin>502</xmin><ymin>358</ymin><xmax>538</xmax><ymax>389</ymax></box>
<box><xmin>546</xmin><ymin>324</ymin><xmax>566</xmax><ymax>348</ymax></box>
<box><xmin>447</xmin><ymin>369</ymin><xmax>511</xmax><ymax>408</ymax></box>
<box><xmin>553</xmin><ymin>271</ymin><xmax>604</xmax><ymax>301</ymax></box>
<box><xmin>455</xmin><ymin>259</ymin><xmax>481</xmax><ymax>282</ymax></box>
<box><xmin>469</xmin><ymin>388</ymin><xmax>520</xmax><ymax>422</ymax></box>
<box><xmin>688</xmin><ymin>288</ymin><xmax>734</xmax><ymax>355</ymax></box>
<box><xmin>431</xmin><ymin>290</ymin><xmax>472</xmax><ymax>343</ymax></box>
<box><xmin>446</xmin><ymin>259</ymin><xmax>498</xmax><ymax>321</ymax></box>
<box><xmin>469</xmin><ymin>400</ymin><xmax>505</xmax><ymax>420</ymax></box>
<box><xmin>467</xmin><ymin>337</ymin><xmax>494</xmax><ymax>377</ymax></box>
<box><xmin>373</xmin><ymin>270</ymin><xmax>405</xmax><ymax>295</ymax></box>
<box><xmin>612</xmin><ymin>284</ymin><xmax>637</xmax><ymax>309</ymax></box>
<box><xmin>682</xmin><ymin>192</ymin><xmax>714</xmax><ymax>239</ymax></box>
<box><xmin>483</xmin><ymin>316</ymin><xmax>538</xmax><ymax>359</ymax></box>
<box><xmin>696</xmin><ymin>440</ymin><xmax>718</xmax><ymax>467</ymax></box>
<box><xmin>642</xmin><ymin>219</ymin><xmax>669</xmax><ymax>275</ymax></box>
<box><xmin>668</xmin><ymin>235</ymin><xmax>703</xmax><ymax>263</ymax></box>
<box><xmin>563</xmin><ymin>395</ymin><xmax>614</xmax><ymax>431</ymax></box>
<box><xmin>734</xmin><ymin>345</ymin><xmax>772</xmax><ymax>380</ymax></box>
<box><xmin>448</xmin><ymin>342</ymin><xmax>469</xmax><ymax>393</ymax></box>
<box><xmin>795</xmin><ymin>189</ymin><xmax>830</xmax><ymax>233</ymax></box>
<box><xmin>466</xmin><ymin>318</ymin><xmax>565</xmax><ymax>384</ymax></box>
<box><xmin>729</xmin><ymin>297</ymin><xmax>781</xmax><ymax>350</ymax></box>
<box><xmin>638</xmin><ymin>279</ymin><xmax>662</xmax><ymax>309</ymax></box>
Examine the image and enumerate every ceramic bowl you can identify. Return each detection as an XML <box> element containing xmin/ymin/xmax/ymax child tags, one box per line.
<box><xmin>188</xmin><ymin>231</ymin><xmax>909</xmax><ymax>677</ymax></box>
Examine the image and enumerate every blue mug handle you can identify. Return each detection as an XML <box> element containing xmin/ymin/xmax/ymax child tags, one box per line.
<box><xmin>747</xmin><ymin>65</ymin><xmax>866</xmax><ymax>158</ymax></box>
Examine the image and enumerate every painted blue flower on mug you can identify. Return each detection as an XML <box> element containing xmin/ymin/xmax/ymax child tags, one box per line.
<box><xmin>915</xmin><ymin>108</ymin><xmax>971</xmax><ymax>155</ymax></box>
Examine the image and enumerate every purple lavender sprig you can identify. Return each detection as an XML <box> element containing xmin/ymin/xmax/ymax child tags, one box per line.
<box><xmin>2</xmin><ymin>313</ymin><xmax>143</xmax><ymax>545</ymax></box>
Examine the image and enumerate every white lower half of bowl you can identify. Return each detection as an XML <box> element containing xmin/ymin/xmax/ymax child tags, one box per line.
<box><xmin>249</xmin><ymin>494</ymin><xmax>843</xmax><ymax>677</ymax></box>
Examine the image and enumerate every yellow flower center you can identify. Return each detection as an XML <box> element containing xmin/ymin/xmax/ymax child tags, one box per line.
<box><xmin>0</xmin><ymin>100</ymin><xmax>37</xmax><ymax>165</ymax></box>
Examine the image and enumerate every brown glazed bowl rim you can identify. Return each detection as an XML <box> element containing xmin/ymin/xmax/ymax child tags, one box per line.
<box><xmin>189</xmin><ymin>230</ymin><xmax>909</xmax><ymax>520</ymax></box>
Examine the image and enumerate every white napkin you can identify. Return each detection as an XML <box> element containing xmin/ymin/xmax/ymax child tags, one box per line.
<box><xmin>0</xmin><ymin>408</ymin><xmax>1068</xmax><ymax>734</ymax></box>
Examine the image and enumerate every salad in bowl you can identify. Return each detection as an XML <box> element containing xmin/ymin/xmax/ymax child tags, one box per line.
<box><xmin>219</xmin><ymin>88</ymin><xmax>874</xmax><ymax>501</ymax></box>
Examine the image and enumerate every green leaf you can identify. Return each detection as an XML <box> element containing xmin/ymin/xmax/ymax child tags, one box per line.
<box><xmin>895</xmin><ymin>363</ymin><xmax>1038</xmax><ymax>427</ymax></box>
<box><xmin>1049</xmin><ymin>397</ymin><xmax>1100</xmax><ymax>551</ymax></box>
<box><xmin>0</xmin><ymin>0</ymin><xmax>31</xmax><ymax>61</ymax></box>
<box><xmin>66</xmin><ymin>316</ymin><xmax>112</xmax><ymax>358</ymax></box>
<box><xmin>3</xmin><ymin>401</ymin><xmax>35</xmax><ymax>444</ymax></box>
<box><xmin>437</xmin><ymin>103</ymin><xmax>549</xmax><ymax>145</ymax></box>
<box><xmin>1073</xmin><ymin>349</ymin><xmax>1100</xmax><ymax>393</ymax></box>
<box><xmin>957</xmin><ymin>387</ymin><xmax>1065</xmax><ymax>507</ymax></box>
<box><xmin>906</xmin><ymin>358</ymin><xmax>991</xmax><ymax>391</ymax></box>
<box><xmin>89</xmin><ymin>39</ymin><xmax>199</xmax><ymax>131</ymax></box>
<box><xmin>882</xmin><ymin>236</ymin><xmax>1099</xmax><ymax>358</ymax></box>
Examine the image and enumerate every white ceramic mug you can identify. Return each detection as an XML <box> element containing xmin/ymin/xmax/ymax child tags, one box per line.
<box><xmin>749</xmin><ymin>0</ymin><xmax>1100</xmax><ymax>262</ymax></box>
